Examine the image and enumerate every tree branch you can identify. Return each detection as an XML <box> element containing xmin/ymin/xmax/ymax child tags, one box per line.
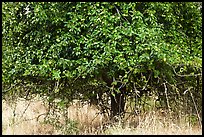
<box><xmin>112</xmin><ymin>4</ymin><xmax>130</xmax><ymax>24</ymax></box>
<box><xmin>166</xmin><ymin>62</ymin><xmax>202</xmax><ymax>77</ymax></box>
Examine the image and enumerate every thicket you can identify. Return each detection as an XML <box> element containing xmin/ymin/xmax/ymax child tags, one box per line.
<box><xmin>2</xmin><ymin>2</ymin><xmax>202</xmax><ymax>131</ymax></box>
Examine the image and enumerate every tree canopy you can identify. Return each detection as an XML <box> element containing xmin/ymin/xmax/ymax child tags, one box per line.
<box><xmin>2</xmin><ymin>2</ymin><xmax>202</xmax><ymax>119</ymax></box>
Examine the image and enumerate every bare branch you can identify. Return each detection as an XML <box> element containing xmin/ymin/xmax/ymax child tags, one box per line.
<box><xmin>163</xmin><ymin>82</ymin><xmax>171</xmax><ymax>112</ymax></box>
<box><xmin>142</xmin><ymin>71</ymin><xmax>152</xmax><ymax>90</ymax></box>
<box><xmin>113</xmin><ymin>4</ymin><xmax>130</xmax><ymax>24</ymax></box>
<box><xmin>166</xmin><ymin>62</ymin><xmax>202</xmax><ymax>77</ymax></box>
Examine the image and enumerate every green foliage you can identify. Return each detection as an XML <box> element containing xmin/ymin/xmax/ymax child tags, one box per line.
<box><xmin>2</xmin><ymin>2</ymin><xmax>202</xmax><ymax>116</ymax></box>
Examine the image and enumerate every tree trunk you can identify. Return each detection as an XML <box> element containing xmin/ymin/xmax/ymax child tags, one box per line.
<box><xmin>110</xmin><ymin>87</ymin><xmax>125</xmax><ymax>121</ymax></box>
<box><xmin>100</xmin><ymin>70</ymin><xmax>126</xmax><ymax>121</ymax></box>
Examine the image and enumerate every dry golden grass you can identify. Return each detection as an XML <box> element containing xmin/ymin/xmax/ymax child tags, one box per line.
<box><xmin>2</xmin><ymin>96</ymin><xmax>106</xmax><ymax>135</ymax></box>
<box><xmin>103</xmin><ymin>111</ymin><xmax>202</xmax><ymax>135</ymax></box>
<box><xmin>2</xmin><ymin>96</ymin><xmax>56</xmax><ymax>135</ymax></box>
<box><xmin>2</xmin><ymin>96</ymin><xmax>202</xmax><ymax>135</ymax></box>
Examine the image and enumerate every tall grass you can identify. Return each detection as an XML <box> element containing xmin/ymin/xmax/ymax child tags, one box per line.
<box><xmin>2</xmin><ymin>95</ymin><xmax>202</xmax><ymax>135</ymax></box>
